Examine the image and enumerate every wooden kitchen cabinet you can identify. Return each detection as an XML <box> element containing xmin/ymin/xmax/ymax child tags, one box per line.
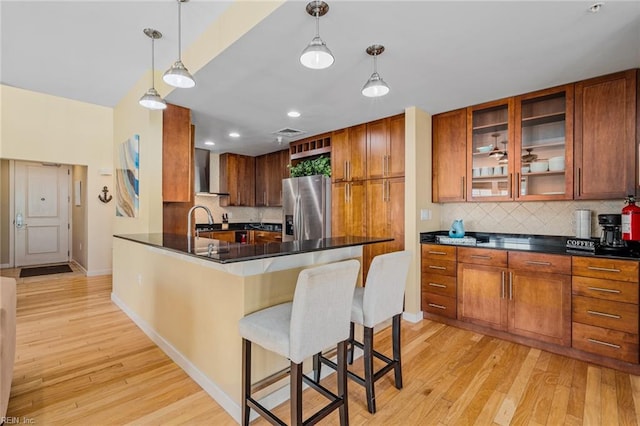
<box><xmin>331</xmin><ymin>125</ymin><xmax>366</xmax><ymax>182</ymax></box>
<box><xmin>432</xmin><ymin>108</ymin><xmax>467</xmax><ymax>202</ymax></box>
<box><xmin>219</xmin><ymin>153</ymin><xmax>255</xmax><ymax>207</ymax></box>
<box><xmin>364</xmin><ymin>177</ymin><xmax>404</xmax><ymax>278</ymax></box>
<box><xmin>367</xmin><ymin>114</ymin><xmax>405</xmax><ymax>180</ymax></box>
<box><xmin>457</xmin><ymin>248</ymin><xmax>571</xmax><ymax>346</ymax></box>
<box><xmin>421</xmin><ymin>244</ymin><xmax>458</xmax><ymax>319</ymax></box>
<box><xmin>255</xmin><ymin>149</ymin><xmax>289</xmax><ymax>207</ymax></box>
<box><xmin>199</xmin><ymin>230</ymin><xmax>236</xmax><ymax>243</ymax></box>
<box><xmin>331</xmin><ymin>181</ymin><xmax>365</xmax><ymax>239</ymax></box>
<box><xmin>514</xmin><ymin>84</ymin><xmax>574</xmax><ymax>200</ymax></box>
<box><xmin>162</xmin><ymin>104</ymin><xmax>193</xmax><ymax>203</ymax></box>
<box><xmin>467</xmin><ymin>98</ymin><xmax>515</xmax><ymax>201</ymax></box>
<box><xmin>571</xmin><ymin>256</ymin><xmax>640</xmax><ymax>363</ymax></box>
<box><xmin>574</xmin><ymin>69</ymin><xmax>637</xmax><ymax>200</ymax></box>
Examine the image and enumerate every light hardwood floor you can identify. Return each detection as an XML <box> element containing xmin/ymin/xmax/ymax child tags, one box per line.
<box><xmin>2</xmin><ymin>267</ymin><xmax>640</xmax><ymax>425</ymax></box>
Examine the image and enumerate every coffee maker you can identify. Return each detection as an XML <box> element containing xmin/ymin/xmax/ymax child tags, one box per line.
<box><xmin>597</xmin><ymin>214</ymin><xmax>627</xmax><ymax>253</ymax></box>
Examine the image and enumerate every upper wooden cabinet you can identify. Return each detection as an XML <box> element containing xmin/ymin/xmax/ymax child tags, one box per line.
<box><xmin>467</xmin><ymin>98</ymin><xmax>515</xmax><ymax>201</ymax></box>
<box><xmin>219</xmin><ymin>153</ymin><xmax>255</xmax><ymax>207</ymax></box>
<box><xmin>432</xmin><ymin>108</ymin><xmax>467</xmax><ymax>202</ymax></box>
<box><xmin>331</xmin><ymin>125</ymin><xmax>366</xmax><ymax>182</ymax></box>
<box><xmin>255</xmin><ymin>149</ymin><xmax>289</xmax><ymax>207</ymax></box>
<box><xmin>367</xmin><ymin>114</ymin><xmax>405</xmax><ymax>179</ymax></box>
<box><xmin>574</xmin><ymin>69</ymin><xmax>638</xmax><ymax>200</ymax></box>
<box><xmin>162</xmin><ymin>104</ymin><xmax>193</xmax><ymax>203</ymax></box>
<box><xmin>514</xmin><ymin>84</ymin><xmax>574</xmax><ymax>201</ymax></box>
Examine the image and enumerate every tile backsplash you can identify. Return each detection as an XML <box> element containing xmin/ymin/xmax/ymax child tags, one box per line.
<box><xmin>440</xmin><ymin>200</ymin><xmax>626</xmax><ymax>238</ymax></box>
<box><xmin>193</xmin><ymin>195</ymin><xmax>282</xmax><ymax>224</ymax></box>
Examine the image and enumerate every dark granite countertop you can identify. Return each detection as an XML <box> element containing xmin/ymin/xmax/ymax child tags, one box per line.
<box><xmin>420</xmin><ymin>231</ymin><xmax>640</xmax><ymax>260</ymax></box>
<box><xmin>115</xmin><ymin>233</ymin><xmax>391</xmax><ymax>264</ymax></box>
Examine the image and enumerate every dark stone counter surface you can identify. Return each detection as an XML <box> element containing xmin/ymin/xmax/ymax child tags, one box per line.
<box><xmin>420</xmin><ymin>231</ymin><xmax>640</xmax><ymax>260</ymax></box>
<box><xmin>115</xmin><ymin>233</ymin><xmax>390</xmax><ymax>264</ymax></box>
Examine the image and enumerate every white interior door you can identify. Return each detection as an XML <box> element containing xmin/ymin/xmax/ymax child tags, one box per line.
<box><xmin>14</xmin><ymin>162</ymin><xmax>70</xmax><ymax>267</ymax></box>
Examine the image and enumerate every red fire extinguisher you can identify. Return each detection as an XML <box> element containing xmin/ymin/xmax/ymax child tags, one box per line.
<box><xmin>622</xmin><ymin>195</ymin><xmax>640</xmax><ymax>241</ymax></box>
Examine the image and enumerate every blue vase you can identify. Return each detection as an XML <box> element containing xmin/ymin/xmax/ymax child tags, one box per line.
<box><xmin>449</xmin><ymin>219</ymin><xmax>465</xmax><ymax>238</ymax></box>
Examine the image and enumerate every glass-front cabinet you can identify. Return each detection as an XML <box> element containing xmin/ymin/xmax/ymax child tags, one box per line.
<box><xmin>514</xmin><ymin>85</ymin><xmax>574</xmax><ymax>200</ymax></box>
<box><xmin>467</xmin><ymin>98</ymin><xmax>515</xmax><ymax>201</ymax></box>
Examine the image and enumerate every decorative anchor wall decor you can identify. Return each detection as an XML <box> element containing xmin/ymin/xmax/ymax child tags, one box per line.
<box><xmin>98</xmin><ymin>186</ymin><xmax>113</xmax><ymax>203</ymax></box>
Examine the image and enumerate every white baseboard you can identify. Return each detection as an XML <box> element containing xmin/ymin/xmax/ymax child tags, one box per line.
<box><xmin>111</xmin><ymin>292</ymin><xmax>243</xmax><ymax>423</ymax></box>
<box><xmin>87</xmin><ymin>268</ymin><xmax>112</xmax><ymax>277</ymax></box>
<box><xmin>402</xmin><ymin>311</ymin><xmax>423</xmax><ymax>323</ymax></box>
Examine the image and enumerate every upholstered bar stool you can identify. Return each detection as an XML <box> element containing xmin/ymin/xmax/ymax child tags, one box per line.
<box><xmin>315</xmin><ymin>250</ymin><xmax>412</xmax><ymax>414</ymax></box>
<box><xmin>238</xmin><ymin>259</ymin><xmax>360</xmax><ymax>426</ymax></box>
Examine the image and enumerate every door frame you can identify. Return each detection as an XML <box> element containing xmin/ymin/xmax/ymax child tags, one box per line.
<box><xmin>7</xmin><ymin>160</ymin><xmax>73</xmax><ymax>268</ymax></box>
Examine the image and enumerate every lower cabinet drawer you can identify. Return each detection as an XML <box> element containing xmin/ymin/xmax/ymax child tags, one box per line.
<box><xmin>572</xmin><ymin>322</ymin><xmax>639</xmax><ymax>363</ymax></box>
<box><xmin>421</xmin><ymin>274</ymin><xmax>456</xmax><ymax>298</ymax></box>
<box><xmin>572</xmin><ymin>276</ymin><xmax>639</xmax><ymax>304</ymax></box>
<box><xmin>572</xmin><ymin>295</ymin><xmax>639</xmax><ymax>334</ymax></box>
<box><xmin>422</xmin><ymin>292</ymin><xmax>457</xmax><ymax>319</ymax></box>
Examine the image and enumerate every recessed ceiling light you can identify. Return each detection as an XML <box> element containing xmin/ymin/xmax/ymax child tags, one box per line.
<box><xmin>229</xmin><ymin>132</ymin><xmax>240</xmax><ymax>138</ymax></box>
<box><xmin>588</xmin><ymin>2</ymin><xmax>603</xmax><ymax>13</ymax></box>
<box><xmin>288</xmin><ymin>111</ymin><xmax>301</xmax><ymax>118</ymax></box>
<box><xmin>204</xmin><ymin>141</ymin><xmax>215</xmax><ymax>146</ymax></box>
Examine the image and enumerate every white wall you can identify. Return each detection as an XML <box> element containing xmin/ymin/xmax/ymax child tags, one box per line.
<box><xmin>0</xmin><ymin>85</ymin><xmax>114</xmax><ymax>275</ymax></box>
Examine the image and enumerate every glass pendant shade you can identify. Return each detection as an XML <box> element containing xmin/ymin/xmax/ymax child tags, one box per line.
<box><xmin>300</xmin><ymin>1</ymin><xmax>333</xmax><ymax>70</ymax></box>
<box><xmin>164</xmin><ymin>0</ymin><xmax>195</xmax><ymax>88</ymax></box>
<box><xmin>163</xmin><ymin>60</ymin><xmax>195</xmax><ymax>88</ymax></box>
<box><xmin>139</xmin><ymin>88</ymin><xmax>167</xmax><ymax>110</ymax></box>
<box><xmin>362</xmin><ymin>44</ymin><xmax>390</xmax><ymax>98</ymax></box>
<box><xmin>139</xmin><ymin>28</ymin><xmax>166</xmax><ymax>110</ymax></box>
<box><xmin>362</xmin><ymin>72</ymin><xmax>390</xmax><ymax>97</ymax></box>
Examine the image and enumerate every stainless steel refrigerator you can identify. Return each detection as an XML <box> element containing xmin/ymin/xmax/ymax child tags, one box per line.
<box><xmin>282</xmin><ymin>175</ymin><xmax>331</xmax><ymax>242</ymax></box>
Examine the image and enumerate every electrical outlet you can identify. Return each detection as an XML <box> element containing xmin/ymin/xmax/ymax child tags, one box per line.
<box><xmin>420</xmin><ymin>209</ymin><xmax>432</xmax><ymax>221</ymax></box>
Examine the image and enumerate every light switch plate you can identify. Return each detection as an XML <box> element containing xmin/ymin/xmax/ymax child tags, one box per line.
<box><xmin>420</xmin><ymin>209</ymin><xmax>432</xmax><ymax>221</ymax></box>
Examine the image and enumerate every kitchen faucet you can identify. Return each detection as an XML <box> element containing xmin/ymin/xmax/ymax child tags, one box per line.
<box><xmin>187</xmin><ymin>205</ymin><xmax>214</xmax><ymax>237</ymax></box>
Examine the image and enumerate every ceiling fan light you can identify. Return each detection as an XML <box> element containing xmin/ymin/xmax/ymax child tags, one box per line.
<box><xmin>163</xmin><ymin>60</ymin><xmax>196</xmax><ymax>88</ymax></box>
<box><xmin>139</xmin><ymin>88</ymin><xmax>167</xmax><ymax>110</ymax></box>
<box><xmin>362</xmin><ymin>72</ymin><xmax>390</xmax><ymax>97</ymax></box>
<box><xmin>300</xmin><ymin>37</ymin><xmax>334</xmax><ymax>69</ymax></box>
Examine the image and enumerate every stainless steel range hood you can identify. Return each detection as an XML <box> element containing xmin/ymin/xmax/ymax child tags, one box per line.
<box><xmin>195</xmin><ymin>149</ymin><xmax>229</xmax><ymax>196</ymax></box>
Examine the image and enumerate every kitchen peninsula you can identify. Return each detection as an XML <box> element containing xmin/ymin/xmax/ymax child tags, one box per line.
<box><xmin>111</xmin><ymin>233</ymin><xmax>390</xmax><ymax>422</ymax></box>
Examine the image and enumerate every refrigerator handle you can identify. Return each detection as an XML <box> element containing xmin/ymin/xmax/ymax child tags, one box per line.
<box><xmin>293</xmin><ymin>195</ymin><xmax>302</xmax><ymax>241</ymax></box>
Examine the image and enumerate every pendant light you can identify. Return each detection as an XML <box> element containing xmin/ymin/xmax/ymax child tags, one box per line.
<box><xmin>139</xmin><ymin>28</ymin><xmax>167</xmax><ymax>110</ymax></box>
<box><xmin>163</xmin><ymin>0</ymin><xmax>195</xmax><ymax>88</ymax></box>
<box><xmin>300</xmin><ymin>1</ymin><xmax>334</xmax><ymax>70</ymax></box>
<box><xmin>362</xmin><ymin>45</ymin><xmax>390</xmax><ymax>98</ymax></box>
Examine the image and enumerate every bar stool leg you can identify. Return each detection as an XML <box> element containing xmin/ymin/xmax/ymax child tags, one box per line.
<box><xmin>337</xmin><ymin>340</ymin><xmax>349</xmax><ymax>426</ymax></box>
<box><xmin>363</xmin><ymin>326</ymin><xmax>376</xmax><ymax>414</ymax></box>
<box><xmin>392</xmin><ymin>314</ymin><xmax>403</xmax><ymax>389</ymax></box>
<box><xmin>291</xmin><ymin>361</ymin><xmax>303</xmax><ymax>425</ymax></box>
<box><xmin>313</xmin><ymin>352</ymin><xmax>321</xmax><ymax>382</ymax></box>
<box><xmin>242</xmin><ymin>339</ymin><xmax>251</xmax><ymax>426</ymax></box>
<box><xmin>347</xmin><ymin>322</ymin><xmax>355</xmax><ymax>365</ymax></box>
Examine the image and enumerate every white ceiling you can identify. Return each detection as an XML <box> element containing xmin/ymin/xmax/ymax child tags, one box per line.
<box><xmin>2</xmin><ymin>1</ymin><xmax>640</xmax><ymax>157</ymax></box>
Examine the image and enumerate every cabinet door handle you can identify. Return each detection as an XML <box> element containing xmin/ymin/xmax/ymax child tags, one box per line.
<box><xmin>428</xmin><ymin>265</ymin><xmax>446</xmax><ymax>270</ymax></box>
<box><xmin>577</xmin><ymin>167</ymin><xmax>581</xmax><ymax>197</ymax></box>
<box><xmin>428</xmin><ymin>303</ymin><xmax>447</xmax><ymax>310</ymax></box>
<box><xmin>470</xmin><ymin>255</ymin><xmax>492</xmax><ymax>260</ymax></box>
<box><xmin>344</xmin><ymin>162</ymin><xmax>348</xmax><ymax>180</ymax></box>
<box><xmin>516</xmin><ymin>172</ymin><xmax>521</xmax><ymax>199</ymax></box>
<box><xmin>587</xmin><ymin>286</ymin><xmax>621</xmax><ymax>294</ymax></box>
<box><xmin>525</xmin><ymin>260</ymin><xmax>551</xmax><ymax>266</ymax></box>
<box><xmin>348</xmin><ymin>161</ymin><xmax>351</xmax><ymax>180</ymax></box>
<box><xmin>461</xmin><ymin>176</ymin><xmax>465</xmax><ymax>199</ymax></box>
<box><xmin>508</xmin><ymin>173</ymin><xmax>513</xmax><ymax>198</ymax></box>
<box><xmin>587</xmin><ymin>310</ymin><xmax>621</xmax><ymax>319</ymax></box>
<box><xmin>428</xmin><ymin>282</ymin><xmax>447</xmax><ymax>288</ymax></box>
<box><xmin>509</xmin><ymin>271</ymin><xmax>513</xmax><ymax>300</ymax></box>
<box><xmin>587</xmin><ymin>266</ymin><xmax>621</xmax><ymax>273</ymax></box>
<box><xmin>428</xmin><ymin>251</ymin><xmax>447</xmax><ymax>255</ymax></box>
<box><xmin>587</xmin><ymin>338</ymin><xmax>621</xmax><ymax>349</ymax></box>
<box><xmin>501</xmin><ymin>271</ymin><xmax>505</xmax><ymax>299</ymax></box>
<box><xmin>264</xmin><ymin>191</ymin><xmax>267</xmax><ymax>205</ymax></box>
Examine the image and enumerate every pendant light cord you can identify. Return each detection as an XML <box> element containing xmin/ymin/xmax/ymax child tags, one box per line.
<box><xmin>151</xmin><ymin>37</ymin><xmax>155</xmax><ymax>89</ymax></box>
<box><xmin>177</xmin><ymin>0</ymin><xmax>182</xmax><ymax>59</ymax></box>
<box><xmin>373</xmin><ymin>53</ymin><xmax>378</xmax><ymax>74</ymax></box>
<box><xmin>315</xmin><ymin>8</ymin><xmax>320</xmax><ymax>38</ymax></box>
